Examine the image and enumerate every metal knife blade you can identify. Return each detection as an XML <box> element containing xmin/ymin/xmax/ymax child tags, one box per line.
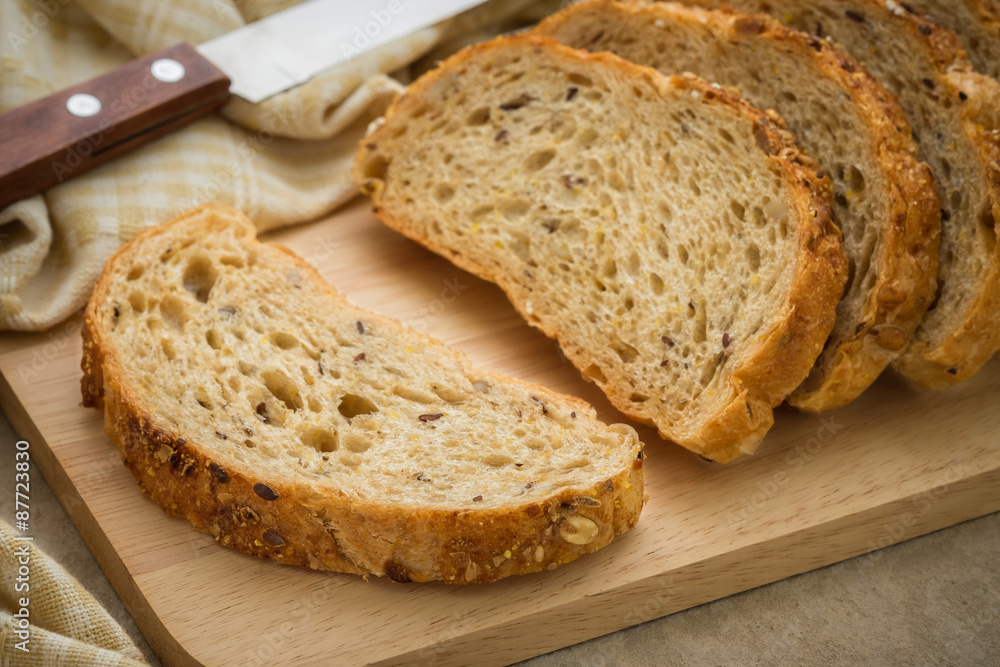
<box><xmin>199</xmin><ymin>0</ymin><xmax>491</xmax><ymax>103</ymax></box>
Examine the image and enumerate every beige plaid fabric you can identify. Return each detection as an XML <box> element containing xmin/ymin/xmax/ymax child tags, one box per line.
<box><xmin>0</xmin><ymin>519</ymin><xmax>146</xmax><ymax>666</ymax></box>
<box><xmin>0</xmin><ymin>0</ymin><xmax>539</xmax><ymax>331</ymax></box>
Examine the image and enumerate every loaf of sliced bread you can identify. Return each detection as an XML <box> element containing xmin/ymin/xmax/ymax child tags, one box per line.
<box><xmin>354</xmin><ymin>35</ymin><xmax>847</xmax><ymax>462</ymax></box>
<box><xmin>911</xmin><ymin>0</ymin><xmax>1000</xmax><ymax>80</ymax></box>
<box><xmin>685</xmin><ymin>0</ymin><xmax>1000</xmax><ymax>387</ymax></box>
<box><xmin>81</xmin><ymin>203</ymin><xmax>644</xmax><ymax>584</ymax></box>
<box><xmin>535</xmin><ymin>0</ymin><xmax>940</xmax><ymax>413</ymax></box>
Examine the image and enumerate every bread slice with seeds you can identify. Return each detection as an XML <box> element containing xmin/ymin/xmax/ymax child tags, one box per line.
<box><xmin>683</xmin><ymin>0</ymin><xmax>1000</xmax><ymax>388</ymax></box>
<box><xmin>354</xmin><ymin>35</ymin><xmax>847</xmax><ymax>462</ymax></box>
<box><xmin>910</xmin><ymin>0</ymin><xmax>1000</xmax><ymax>80</ymax></box>
<box><xmin>535</xmin><ymin>0</ymin><xmax>939</xmax><ymax>412</ymax></box>
<box><xmin>80</xmin><ymin>203</ymin><xmax>644</xmax><ymax>584</ymax></box>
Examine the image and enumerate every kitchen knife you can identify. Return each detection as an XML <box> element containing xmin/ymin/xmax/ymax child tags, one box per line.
<box><xmin>0</xmin><ymin>0</ymin><xmax>488</xmax><ymax>211</ymax></box>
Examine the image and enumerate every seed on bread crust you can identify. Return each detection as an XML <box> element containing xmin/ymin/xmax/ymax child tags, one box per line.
<box><xmin>560</xmin><ymin>515</ymin><xmax>599</xmax><ymax>545</ymax></box>
<box><xmin>253</xmin><ymin>482</ymin><xmax>278</xmax><ymax>501</ymax></box>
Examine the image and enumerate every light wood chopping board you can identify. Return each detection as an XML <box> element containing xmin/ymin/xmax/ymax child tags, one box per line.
<box><xmin>2</xmin><ymin>199</ymin><xmax>999</xmax><ymax>666</ymax></box>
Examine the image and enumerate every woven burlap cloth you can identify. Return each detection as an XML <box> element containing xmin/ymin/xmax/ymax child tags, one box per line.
<box><xmin>0</xmin><ymin>518</ymin><xmax>146</xmax><ymax>666</ymax></box>
<box><xmin>0</xmin><ymin>0</ymin><xmax>560</xmax><ymax>332</ymax></box>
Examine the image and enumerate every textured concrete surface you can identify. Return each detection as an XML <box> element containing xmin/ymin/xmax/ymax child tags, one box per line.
<box><xmin>1</xmin><ymin>410</ymin><xmax>996</xmax><ymax>666</ymax></box>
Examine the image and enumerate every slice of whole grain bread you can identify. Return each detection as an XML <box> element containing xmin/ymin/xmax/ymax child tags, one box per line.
<box><xmin>683</xmin><ymin>0</ymin><xmax>1000</xmax><ymax>388</ymax></box>
<box><xmin>535</xmin><ymin>0</ymin><xmax>940</xmax><ymax>412</ymax></box>
<box><xmin>81</xmin><ymin>203</ymin><xmax>644</xmax><ymax>584</ymax></box>
<box><xmin>910</xmin><ymin>0</ymin><xmax>1000</xmax><ymax>81</ymax></box>
<box><xmin>354</xmin><ymin>35</ymin><xmax>847</xmax><ymax>462</ymax></box>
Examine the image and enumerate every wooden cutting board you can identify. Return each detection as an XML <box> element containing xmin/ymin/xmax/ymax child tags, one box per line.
<box><xmin>2</xmin><ymin>199</ymin><xmax>999</xmax><ymax>666</ymax></box>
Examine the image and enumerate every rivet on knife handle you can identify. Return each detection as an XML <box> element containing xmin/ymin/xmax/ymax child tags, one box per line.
<box><xmin>0</xmin><ymin>43</ymin><xmax>230</xmax><ymax>212</ymax></box>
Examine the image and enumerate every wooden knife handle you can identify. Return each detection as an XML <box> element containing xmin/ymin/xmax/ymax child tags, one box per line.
<box><xmin>0</xmin><ymin>43</ymin><xmax>230</xmax><ymax>212</ymax></box>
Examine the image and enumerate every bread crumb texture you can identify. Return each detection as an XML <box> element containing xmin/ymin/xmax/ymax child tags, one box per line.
<box><xmin>81</xmin><ymin>203</ymin><xmax>644</xmax><ymax>583</ymax></box>
<box><xmin>355</xmin><ymin>35</ymin><xmax>846</xmax><ymax>461</ymax></box>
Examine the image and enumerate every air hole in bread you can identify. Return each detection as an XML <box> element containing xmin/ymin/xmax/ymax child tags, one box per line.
<box><xmin>677</xmin><ymin>244</ymin><xmax>689</xmax><ymax>265</ymax></box>
<box><xmin>126</xmin><ymin>265</ymin><xmax>144</xmax><ymax>281</ymax></box>
<box><xmin>745</xmin><ymin>243</ymin><xmax>761</xmax><ymax>272</ymax></box>
<box><xmin>206</xmin><ymin>329</ymin><xmax>223</xmax><ymax>350</ymax></box>
<box><xmin>338</xmin><ymin>393</ymin><xmax>378</xmax><ymax>419</ymax></box>
<box><xmin>940</xmin><ymin>158</ymin><xmax>952</xmax><ymax>180</ymax></box>
<box><xmin>583</xmin><ymin>363</ymin><xmax>607</xmax><ymax>384</ymax></box>
<box><xmin>360</xmin><ymin>155</ymin><xmax>388</xmax><ymax>182</ymax></box>
<box><xmin>183</xmin><ymin>254</ymin><xmax>218</xmax><ymax>303</ymax></box>
<box><xmin>692</xmin><ymin>301</ymin><xmax>707</xmax><ymax>344</ymax></box>
<box><xmin>263</xmin><ymin>371</ymin><xmax>303</xmax><ymax>412</ymax></box>
<box><xmin>687</xmin><ymin>176</ymin><xmax>702</xmax><ymax>197</ymax></box>
<box><xmin>577</xmin><ymin>127</ymin><xmax>599</xmax><ymax>148</ymax></box>
<box><xmin>482</xmin><ymin>454</ymin><xmax>513</xmax><ymax>467</ymax></box>
<box><xmin>301</xmin><ymin>427</ymin><xmax>339</xmax><ymax>453</ymax></box>
<box><xmin>980</xmin><ymin>207</ymin><xmax>997</xmax><ymax>252</ymax></box>
<box><xmin>612</xmin><ymin>339</ymin><xmax>639</xmax><ymax>364</ymax></box>
<box><xmin>730</xmin><ymin>199</ymin><xmax>746</xmax><ymax>222</ymax></box>
<box><xmin>848</xmin><ymin>166</ymin><xmax>865</xmax><ymax>193</ymax></box>
<box><xmin>649</xmin><ymin>272</ymin><xmax>665</xmax><ymax>295</ymax></box>
<box><xmin>393</xmin><ymin>386</ymin><xmax>436</xmax><ymax>404</ymax></box>
<box><xmin>434</xmin><ymin>184</ymin><xmax>455</xmax><ymax>204</ymax></box>
<box><xmin>525</xmin><ymin>437</ymin><xmax>546</xmax><ymax>450</ymax></box>
<box><xmin>431</xmin><ymin>384</ymin><xmax>465</xmax><ymax>404</ymax></box>
<box><xmin>602</xmin><ymin>258</ymin><xmax>617</xmax><ymax>279</ymax></box>
<box><xmin>950</xmin><ymin>191</ymin><xmax>963</xmax><ymax>213</ymax></box>
<box><xmin>220</xmin><ymin>254</ymin><xmax>244</xmax><ymax>268</ymax></box>
<box><xmin>524</xmin><ymin>149</ymin><xmax>556</xmax><ymax>172</ymax></box>
<box><xmin>128</xmin><ymin>291</ymin><xmax>146</xmax><ymax>313</ymax></box>
<box><xmin>161</xmin><ymin>338</ymin><xmax>177</xmax><ymax>361</ymax></box>
<box><xmin>471</xmin><ymin>205</ymin><xmax>493</xmax><ymax>220</ymax></box>
<box><xmin>467</xmin><ymin>106</ymin><xmax>490</xmax><ymax>126</ymax></box>
<box><xmin>629</xmin><ymin>393</ymin><xmax>649</xmax><ymax>403</ymax></box>
<box><xmin>194</xmin><ymin>387</ymin><xmax>213</xmax><ymax>410</ymax></box>
<box><xmin>626</xmin><ymin>250</ymin><xmax>640</xmax><ymax>274</ymax></box>
<box><xmin>269</xmin><ymin>332</ymin><xmax>299</xmax><ymax>350</ymax></box>
<box><xmin>609</xmin><ymin>170</ymin><xmax>626</xmax><ymax>191</ymax></box>
<box><xmin>499</xmin><ymin>198</ymin><xmax>530</xmax><ymax>219</ymax></box>
<box><xmin>699</xmin><ymin>355</ymin><xmax>722</xmax><ymax>387</ymax></box>
<box><xmin>159</xmin><ymin>295</ymin><xmax>187</xmax><ymax>331</ymax></box>
<box><xmin>509</xmin><ymin>232</ymin><xmax>533</xmax><ymax>264</ymax></box>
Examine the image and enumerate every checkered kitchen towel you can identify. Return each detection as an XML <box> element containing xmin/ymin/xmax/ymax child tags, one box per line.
<box><xmin>0</xmin><ymin>0</ymin><xmax>544</xmax><ymax>332</ymax></box>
